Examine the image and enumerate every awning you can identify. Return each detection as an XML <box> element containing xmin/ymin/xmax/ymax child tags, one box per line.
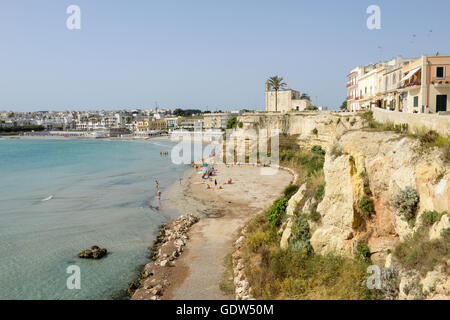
<box><xmin>401</xmin><ymin>66</ymin><xmax>421</xmax><ymax>82</ymax></box>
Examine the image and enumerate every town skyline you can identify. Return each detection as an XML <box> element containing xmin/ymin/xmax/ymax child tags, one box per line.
<box><xmin>2</xmin><ymin>0</ymin><xmax>450</xmax><ymax>111</ymax></box>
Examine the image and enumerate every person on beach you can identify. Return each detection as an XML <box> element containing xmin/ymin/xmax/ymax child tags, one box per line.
<box><xmin>155</xmin><ymin>180</ymin><xmax>159</xmax><ymax>189</ymax></box>
<box><xmin>157</xmin><ymin>191</ymin><xmax>162</xmax><ymax>199</ymax></box>
<box><xmin>179</xmin><ymin>178</ymin><xmax>182</xmax><ymax>185</ymax></box>
<box><xmin>214</xmin><ymin>179</ymin><xmax>217</xmax><ymax>186</ymax></box>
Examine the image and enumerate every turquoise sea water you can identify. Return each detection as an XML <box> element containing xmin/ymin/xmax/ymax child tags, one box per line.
<box><xmin>0</xmin><ymin>138</ymin><xmax>188</xmax><ymax>299</ymax></box>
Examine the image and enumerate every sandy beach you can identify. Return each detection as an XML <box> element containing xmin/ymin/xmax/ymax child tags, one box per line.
<box><xmin>155</xmin><ymin>163</ymin><xmax>293</xmax><ymax>300</ymax></box>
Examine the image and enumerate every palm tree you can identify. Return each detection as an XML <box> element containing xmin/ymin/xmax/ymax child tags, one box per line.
<box><xmin>267</xmin><ymin>76</ymin><xmax>287</xmax><ymax>112</ymax></box>
<box><xmin>300</xmin><ymin>93</ymin><xmax>311</xmax><ymax>101</ymax></box>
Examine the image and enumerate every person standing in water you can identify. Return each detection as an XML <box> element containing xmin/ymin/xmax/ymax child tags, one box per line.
<box><xmin>155</xmin><ymin>179</ymin><xmax>159</xmax><ymax>190</ymax></box>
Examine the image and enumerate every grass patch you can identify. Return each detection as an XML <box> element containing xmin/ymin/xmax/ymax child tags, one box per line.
<box><xmin>393</xmin><ymin>227</ymin><xmax>449</xmax><ymax>275</ymax></box>
<box><xmin>313</xmin><ymin>183</ymin><xmax>325</xmax><ymax>201</ymax></box>
<box><xmin>280</xmin><ymin>148</ymin><xmax>325</xmax><ymax>177</ymax></box>
<box><xmin>242</xmin><ymin>222</ymin><xmax>381</xmax><ymax>300</ymax></box>
<box><xmin>219</xmin><ymin>253</ymin><xmax>235</xmax><ymax>296</ymax></box>
<box><xmin>421</xmin><ymin>210</ymin><xmax>447</xmax><ymax>226</ymax></box>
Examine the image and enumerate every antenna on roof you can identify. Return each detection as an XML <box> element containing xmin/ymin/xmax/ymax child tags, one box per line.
<box><xmin>377</xmin><ymin>46</ymin><xmax>383</xmax><ymax>62</ymax></box>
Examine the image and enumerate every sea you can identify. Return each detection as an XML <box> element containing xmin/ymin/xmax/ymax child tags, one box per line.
<box><xmin>0</xmin><ymin>137</ymin><xmax>190</xmax><ymax>299</ymax></box>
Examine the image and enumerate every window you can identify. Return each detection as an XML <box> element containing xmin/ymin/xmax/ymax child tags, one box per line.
<box><xmin>413</xmin><ymin>96</ymin><xmax>419</xmax><ymax>107</ymax></box>
<box><xmin>436</xmin><ymin>67</ymin><xmax>444</xmax><ymax>78</ymax></box>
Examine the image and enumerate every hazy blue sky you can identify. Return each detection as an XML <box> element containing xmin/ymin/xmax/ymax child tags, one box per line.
<box><xmin>1</xmin><ymin>0</ymin><xmax>449</xmax><ymax>111</ymax></box>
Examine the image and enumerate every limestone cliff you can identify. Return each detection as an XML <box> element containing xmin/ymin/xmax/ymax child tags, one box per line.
<box><xmin>306</xmin><ymin>130</ymin><xmax>449</xmax><ymax>299</ymax></box>
<box><xmin>237</xmin><ymin>112</ymin><xmax>365</xmax><ymax>149</ymax></box>
<box><xmin>311</xmin><ymin>130</ymin><xmax>449</xmax><ymax>261</ymax></box>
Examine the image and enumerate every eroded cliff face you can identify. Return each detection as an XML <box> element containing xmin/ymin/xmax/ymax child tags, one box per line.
<box><xmin>310</xmin><ymin>131</ymin><xmax>449</xmax><ymax>262</ymax></box>
<box><xmin>306</xmin><ymin>130</ymin><xmax>449</xmax><ymax>300</ymax></box>
<box><xmin>237</xmin><ymin>112</ymin><xmax>365</xmax><ymax>149</ymax></box>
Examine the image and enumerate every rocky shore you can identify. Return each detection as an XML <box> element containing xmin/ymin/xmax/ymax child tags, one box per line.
<box><xmin>231</xmin><ymin>227</ymin><xmax>255</xmax><ymax>300</ymax></box>
<box><xmin>129</xmin><ymin>214</ymin><xmax>199</xmax><ymax>300</ymax></box>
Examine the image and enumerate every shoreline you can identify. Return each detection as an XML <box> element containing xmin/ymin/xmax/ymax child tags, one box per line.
<box><xmin>130</xmin><ymin>162</ymin><xmax>294</xmax><ymax>300</ymax></box>
<box><xmin>0</xmin><ymin>134</ymin><xmax>172</xmax><ymax>141</ymax></box>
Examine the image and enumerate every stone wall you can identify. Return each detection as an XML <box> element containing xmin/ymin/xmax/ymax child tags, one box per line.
<box><xmin>372</xmin><ymin>106</ymin><xmax>450</xmax><ymax>136</ymax></box>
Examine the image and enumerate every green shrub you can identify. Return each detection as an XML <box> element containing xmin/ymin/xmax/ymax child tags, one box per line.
<box><xmin>354</xmin><ymin>242</ymin><xmax>371</xmax><ymax>262</ymax></box>
<box><xmin>441</xmin><ymin>227</ymin><xmax>450</xmax><ymax>239</ymax></box>
<box><xmin>362</xmin><ymin>111</ymin><xmax>374</xmax><ymax>122</ymax></box>
<box><xmin>392</xmin><ymin>187</ymin><xmax>420</xmax><ymax>222</ymax></box>
<box><xmin>283</xmin><ymin>184</ymin><xmax>299</xmax><ymax>199</ymax></box>
<box><xmin>330</xmin><ymin>143</ymin><xmax>342</xmax><ymax>158</ymax></box>
<box><xmin>312</xmin><ymin>128</ymin><xmax>318</xmax><ymax>135</ymax></box>
<box><xmin>311</xmin><ymin>145</ymin><xmax>325</xmax><ymax>156</ymax></box>
<box><xmin>308</xmin><ymin>209</ymin><xmax>321</xmax><ymax>222</ymax></box>
<box><xmin>393</xmin><ymin>123</ymin><xmax>408</xmax><ymax>133</ymax></box>
<box><xmin>358</xmin><ymin>195</ymin><xmax>375</xmax><ymax>217</ymax></box>
<box><xmin>226</xmin><ymin>117</ymin><xmax>237</xmax><ymax>129</ymax></box>
<box><xmin>267</xmin><ymin>197</ymin><xmax>289</xmax><ymax>227</ymax></box>
<box><xmin>314</xmin><ymin>183</ymin><xmax>325</xmax><ymax>200</ymax></box>
<box><xmin>289</xmin><ymin>215</ymin><xmax>313</xmax><ymax>255</ymax></box>
<box><xmin>350</xmin><ymin>118</ymin><xmax>356</xmax><ymax>126</ymax></box>
<box><xmin>349</xmin><ymin>155</ymin><xmax>355</xmax><ymax>166</ymax></box>
<box><xmin>363</xmin><ymin>186</ymin><xmax>372</xmax><ymax>196</ymax></box>
<box><xmin>417</xmin><ymin>130</ymin><xmax>439</xmax><ymax>144</ymax></box>
<box><xmin>421</xmin><ymin>210</ymin><xmax>446</xmax><ymax>225</ymax></box>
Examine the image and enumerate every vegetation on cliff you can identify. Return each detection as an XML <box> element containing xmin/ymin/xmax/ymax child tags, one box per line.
<box><xmin>241</xmin><ymin>211</ymin><xmax>381</xmax><ymax>299</ymax></box>
<box><xmin>238</xmin><ymin>144</ymin><xmax>383</xmax><ymax>300</ymax></box>
<box><xmin>394</xmin><ymin>223</ymin><xmax>449</xmax><ymax>276</ymax></box>
<box><xmin>363</xmin><ymin>110</ymin><xmax>449</xmax><ymax>162</ymax></box>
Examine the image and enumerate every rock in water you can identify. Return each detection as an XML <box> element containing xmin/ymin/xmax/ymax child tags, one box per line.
<box><xmin>78</xmin><ymin>246</ymin><xmax>108</xmax><ymax>259</ymax></box>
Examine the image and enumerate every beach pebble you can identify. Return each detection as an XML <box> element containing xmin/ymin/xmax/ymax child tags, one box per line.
<box><xmin>150</xmin><ymin>285</ymin><xmax>163</xmax><ymax>296</ymax></box>
<box><xmin>160</xmin><ymin>259</ymin><xmax>168</xmax><ymax>267</ymax></box>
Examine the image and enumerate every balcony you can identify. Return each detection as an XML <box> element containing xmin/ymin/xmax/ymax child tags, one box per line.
<box><xmin>431</xmin><ymin>80</ymin><xmax>450</xmax><ymax>88</ymax></box>
<box><xmin>398</xmin><ymin>81</ymin><xmax>421</xmax><ymax>92</ymax></box>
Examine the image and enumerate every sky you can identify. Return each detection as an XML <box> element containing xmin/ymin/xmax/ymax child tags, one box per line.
<box><xmin>1</xmin><ymin>0</ymin><xmax>449</xmax><ymax>112</ymax></box>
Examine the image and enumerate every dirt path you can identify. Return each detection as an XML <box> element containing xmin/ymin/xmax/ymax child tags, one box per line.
<box><xmin>163</xmin><ymin>164</ymin><xmax>292</xmax><ymax>300</ymax></box>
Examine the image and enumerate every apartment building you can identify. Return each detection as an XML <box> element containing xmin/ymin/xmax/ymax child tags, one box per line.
<box><xmin>165</xmin><ymin>117</ymin><xmax>179</xmax><ymax>131</ymax></box>
<box><xmin>398</xmin><ymin>55</ymin><xmax>450</xmax><ymax>113</ymax></box>
<box><xmin>346</xmin><ymin>54</ymin><xmax>450</xmax><ymax>114</ymax></box>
